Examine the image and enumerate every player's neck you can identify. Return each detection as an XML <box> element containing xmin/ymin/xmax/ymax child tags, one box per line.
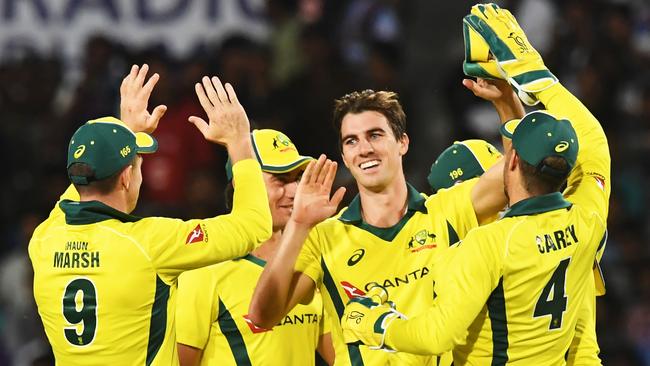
<box><xmin>506</xmin><ymin>183</ymin><xmax>534</xmax><ymax>207</ymax></box>
<box><xmin>251</xmin><ymin>230</ymin><xmax>283</xmax><ymax>262</ymax></box>
<box><xmin>358</xmin><ymin>178</ymin><xmax>408</xmax><ymax>228</ymax></box>
<box><xmin>79</xmin><ymin>192</ymin><xmax>129</xmax><ymax>214</ymax></box>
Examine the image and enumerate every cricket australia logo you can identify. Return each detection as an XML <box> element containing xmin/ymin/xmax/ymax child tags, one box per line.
<box><xmin>508</xmin><ymin>32</ymin><xmax>530</xmax><ymax>54</ymax></box>
<box><xmin>272</xmin><ymin>133</ymin><xmax>297</xmax><ymax>153</ymax></box>
<box><xmin>407</xmin><ymin>230</ymin><xmax>437</xmax><ymax>253</ymax></box>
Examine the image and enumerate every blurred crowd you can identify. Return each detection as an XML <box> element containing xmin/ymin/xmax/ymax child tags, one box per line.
<box><xmin>0</xmin><ymin>0</ymin><xmax>648</xmax><ymax>365</ymax></box>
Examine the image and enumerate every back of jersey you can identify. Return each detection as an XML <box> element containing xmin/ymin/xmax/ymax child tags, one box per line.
<box><xmin>455</xmin><ymin>202</ymin><xmax>606</xmax><ymax>365</ymax></box>
<box><xmin>29</xmin><ymin>215</ymin><xmax>173</xmax><ymax>366</ymax></box>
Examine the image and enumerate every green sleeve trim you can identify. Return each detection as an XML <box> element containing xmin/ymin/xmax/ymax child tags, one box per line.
<box><xmin>217</xmin><ymin>299</ymin><xmax>252</xmax><ymax>365</ymax></box>
<box><xmin>486</xmin><ymin>278</ymin><xmax>509</xmax><ymax>365</ymax></box>
<box><xmin>146</xmin><ymin>276</ymin><xmax>170</xmax><ymax>366</ymax></box>
<box><xmin>321</xmin><ymin>259</ymin><xmax>365</xmax><ymax>366</ymax></box>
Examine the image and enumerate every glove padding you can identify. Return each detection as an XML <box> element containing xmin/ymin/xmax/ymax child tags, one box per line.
<box><xmin>341</xmin><ymin>287</ymin><xmax>406</xmax><ymax>351</ymax></box>
<box><xmin>463</xmin><ymin>3</ymin><xmax>557</xmax><ymax>105</ymax></box>
<box><xmin>462</xmin><ymin>20</ymin><xmax>501</xmax><ymax>80</ymax></box>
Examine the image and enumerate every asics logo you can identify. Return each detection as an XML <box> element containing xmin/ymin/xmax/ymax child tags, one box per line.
<box><xmin>74</xmin><ymin>145</ymin><xmax>86</xmax><ymax>158</ymax></box>
<box><xmin>347</xmin><ymin>249</ymin><xmax>365</xmax><ymax>266</ymax></box>
<box><xmin>555</xmin><ymin>141</ymin><xmax>569</xmax><ymax>152</ymax></box>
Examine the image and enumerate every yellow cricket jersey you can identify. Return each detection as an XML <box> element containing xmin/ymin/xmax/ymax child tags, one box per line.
<box><xmin>296</xmin><ymin>181</ymin><xmax>480</xmax><ymax>366</ymax></box>
<box><xmin>176</xmin><ymin>254</ymin><xmax>328</xmax><ymax>365</ymax></box>
<box><xmin>29</xmin><ymin>159</ymin><xmax>272</xmax><ymax>366</ymax></box>
<box><xmin>384</xmin><ymin>83</ymin><xmax>610</xmax><ymax>366</ymax></box>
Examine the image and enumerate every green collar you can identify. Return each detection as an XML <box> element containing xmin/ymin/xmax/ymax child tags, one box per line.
<box><xmin>339</xmin><ymin>183</ymin><xmax>427</xmax><ymax>224</ymax></box>
<box><xmin>59</xmin><ymin>200</ymin><xmax>141</xmax><ymax>225</ymax></box>
<box><xmin>503</xmin><ymin>192</ymin><xmax>572</xmax><ymax>218</ymax></box>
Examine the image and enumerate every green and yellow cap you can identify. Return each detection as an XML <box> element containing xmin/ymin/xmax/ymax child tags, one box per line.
<box><xmin>500</xmin><ymin>111</ymin><xmax>578</xmax><ymax>177</ymax></box>
<box><xmin>226</xmin><ymin>129</ymin><xmax>313</xmax><ymax>181</ymax></box>
<box><xmin>67</xmin><ymin>117</ymin><xmax>158</xmax><ymax>185</ymax></box>
<box><xmin>428</xmin><ymin>139</ymin><xmax>502</xmax><ymax>192</ymax></box>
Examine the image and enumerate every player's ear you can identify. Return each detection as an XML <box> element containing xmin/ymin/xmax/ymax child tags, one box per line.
<box><xmin>120</xmin><ymin>164</ymin><xmax>133</xmax><ymax>191</ymax></box>
<box><xmin>398</xmin><ymin>133</ymin><xmax>409</xmax><ymax>156</ymax></box>
<box><xmin>508</xmin><ymin>150</ymin><xmax>519</xmax><ymax>172</ymax></box>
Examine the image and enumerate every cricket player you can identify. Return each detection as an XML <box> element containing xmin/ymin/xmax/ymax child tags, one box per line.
<box><xmin>428</xmin><ymin>139</ymin><xmax>502</xmax><ymax>193</ymax></box>
<box><xmin>340</xmin><ymin>4</ymin><xmax>610</xmax><ymax>365</ymax></box>
<box><xmin>29</xmin><ymin>65</ymin><xmax>272</xmax><ymax>365</ymax></box>
<box><xmin>176</xmin><ymin>129</ymin><xmax>334</xmax><ymax>366</ymax></box>
<box><xmin>247</xmin><ymin>81</ymin><xmax>527</xmax><ymax>364</ymax></box>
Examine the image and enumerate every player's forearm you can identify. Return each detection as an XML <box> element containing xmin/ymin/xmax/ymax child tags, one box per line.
<box><xmin>249</xmin><ymin>219</ymin><xmax>312</xmax><ymax>328</ymax></box>
<box><xmin>383</xmin><ymin>312</ymin><xmax>455</xmax><ymax>355</ymax></box>
<box><xmin>230</xmin><ymin>159</ymin><xmax>273</xmax><ymax>245</ymax></box>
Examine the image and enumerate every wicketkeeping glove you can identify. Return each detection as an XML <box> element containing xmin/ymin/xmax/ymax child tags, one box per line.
<box><xmin>463</xmin><ymin>3</ymin><xmax>557</xmax><ymax>105</ymax></box>
<box><xmin>340</xmin><ymin>285</ymin><xmax>406</xmax><ymax>351</ymax></box>
<box><xmin>462</xmin><ymin>19</ymin><xmax>501</xmax><ymax>80</ymax></box>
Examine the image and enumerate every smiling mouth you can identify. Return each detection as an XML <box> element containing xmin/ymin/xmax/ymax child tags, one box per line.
<box><xmin>359</xmin><ymin>160</ymin><xmax>380</xmax><ymax>170</ymax></box>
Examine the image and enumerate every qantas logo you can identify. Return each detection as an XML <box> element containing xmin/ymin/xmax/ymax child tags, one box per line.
<box><xmin>243</xmin><ymin>314</ymin><xmax>271</xmax><ymax>333</ymax></box>
<box><xmin>587</xmin><ymin>172</ymin><xmax>606</xmax><ymax>192</ymax></box>
<box><xmin>340</xmin><ymin>281</ymin><xmax>366</xmax><ymax>299</ymax></box>
<box><xmin>185</xmin><ymin>224</ymin><xmax>205</xmax><ymax>244</ymax></box>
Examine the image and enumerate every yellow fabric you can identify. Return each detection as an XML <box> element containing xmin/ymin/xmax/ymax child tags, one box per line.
<box><xmin>176</xmin><ymin>256</ymin><xmax>325</xmax><ymax>365</ymax></box>
<box><xmin>383</xmin><ymin>83</ymin><xmax>611</xmax><ymax>365</ymax></box>
<box><xmin>29</xmin><ymin>159</ymin><xmax>271</xmax><ymax>366</ymax></box>
<box><xmin>385</xmin><ymin>202</ymin><xmax>606</xmax><ymax>364</ymax></box>
<box><xmin>295</xmin><ymin>180</ymin><xmax>480</xmax><ymax>366</ymax></box>
<box><xmin>458</xmin><ymin>139</ymin><xmax>502</xmax><ymax>173</ymax></box>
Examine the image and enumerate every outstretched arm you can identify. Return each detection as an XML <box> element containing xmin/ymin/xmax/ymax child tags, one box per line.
<box><xmin>464</xmin><ymin>78</ymin><xmax>524</xmax><ymax>224</ymax></box>
<box><xmin>249</xmin><ymin>155</ymin><xmax>346</xmax><ymax>328</ymax></box>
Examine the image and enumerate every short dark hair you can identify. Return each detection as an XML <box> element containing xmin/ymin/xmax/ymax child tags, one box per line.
<box><xmin>67</xmin><ymin>162</ymin><xmax>127</xmax><ymax>195</ymax></box>
<box><xmin>332</xmin><ymin>90</ymin><xmax>406</xmax><ymax>150</ymax></box>
<box><xmin>518</xmin><ymin>156</ymin><xmax>570</xmax><ymax>195</ymax></box>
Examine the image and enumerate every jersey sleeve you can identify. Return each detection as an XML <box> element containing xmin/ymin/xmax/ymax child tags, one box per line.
<box><xmin>425</xmin><ymin>178</ymin><xmax>480</xmax><ymax>243</ymax></box>
<box><xmin>537</xmin><ymin>84</ymin><xmax>611</xmax><ymax>221</ymax></box>
<box><xmin>295</xmin><ymin>226</ymin><xmax>324</xmax><ymax>286</ymax></box>
<box><xmin>176</xmin><ymin>266</ymin><xmax>220</xmax><ymax>349</ymax></box>
<box><xmin>384</xmin><ymin>226</ymin><xmax>505</xmax><ymax>355</ymax></box>
<box><xmin>135</xmin><ymin>159</ymin><xmax>272</xmax><ymax>281</ymax></box>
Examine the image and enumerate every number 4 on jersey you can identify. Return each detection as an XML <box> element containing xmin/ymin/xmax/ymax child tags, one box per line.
<box><xmin>534</xmin><ymin>258</ymin><xmax>570</xmax><ymax>330</ymax></box>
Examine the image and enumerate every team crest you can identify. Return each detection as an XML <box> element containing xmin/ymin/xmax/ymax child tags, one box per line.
<box><xmin>407</xmin><ymin>229</ymin><xmax>437</xmax><ymax>253</ymax></box>
<box><xmin>272</xmin><ymin>133</ymin><xmax>297</xmax><ymax>153</ymax></box>
<box><xmin>185</xmin><ymin>224</ymin><xmax>206</xmax><ymax>244</ymax></box>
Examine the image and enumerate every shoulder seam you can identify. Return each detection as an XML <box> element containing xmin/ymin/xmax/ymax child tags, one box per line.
<box><xmin>97</xmin><ymin>224</ymin><xmax>152</xmax><ymax>262</ymax></box>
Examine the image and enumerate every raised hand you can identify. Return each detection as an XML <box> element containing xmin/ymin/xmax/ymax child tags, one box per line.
<box><xmin>188</xmin><ymin>76</ymin><xmax>250</xmax><ymax>147</ymax></box>
<box><xmin>291</xmin><ymin>155</ymin><xmax>346</xmax><ymax>228</ymax></box>
<box><xmin>463</xmin><ymin>77</ymin><xmax>525</xmax><ymax>124</ymax></box>
<box><xmin>119</xmin><ymin>64</ymin><xmax>167</xmax><ymax>133</ymax></box>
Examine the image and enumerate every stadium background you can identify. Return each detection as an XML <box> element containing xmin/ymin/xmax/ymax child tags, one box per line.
<box><xmin>0</xmin><ymin>0</ymin><xmax>648</xmax><ymax>365</ymax></box>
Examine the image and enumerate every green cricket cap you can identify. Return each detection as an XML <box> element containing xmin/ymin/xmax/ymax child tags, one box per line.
<box><xmin>428</xmin><ymin>139</ymin><xmax>502</xmax><ymax>192</ymax></box>
<box><xmin>225</xmin><ymin>129</ymin><xmax>313</xmax><ymax>181</ymax></box>
<box><xmin>500</xmin><ymin>111</ymin><xmax>578</xmax><ymax>177</ymax></box>
<box><xmin>67</xmin><ymin>117</ymin><xmax>158</xmax><ymax>185</ymax></box>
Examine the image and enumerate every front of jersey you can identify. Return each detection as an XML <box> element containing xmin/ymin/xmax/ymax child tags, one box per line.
<box><xmin>29</xmin><ymin>159</ymin><xmax>272</xmax><ymax>366</ymax></box>
<box><xmin>295</xmin><ymin>182</ymin><xmax>480</xmax><ymax>366</ymax></box>
<box><xmin>176</xmin><ymin>254</ymin><xmax>327</xmax><ymax>365</ymax></box>
<box><xmin>386</xmin><ymin>193</ymin><xmax>607</xmax><ymax>365</ymax></box>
